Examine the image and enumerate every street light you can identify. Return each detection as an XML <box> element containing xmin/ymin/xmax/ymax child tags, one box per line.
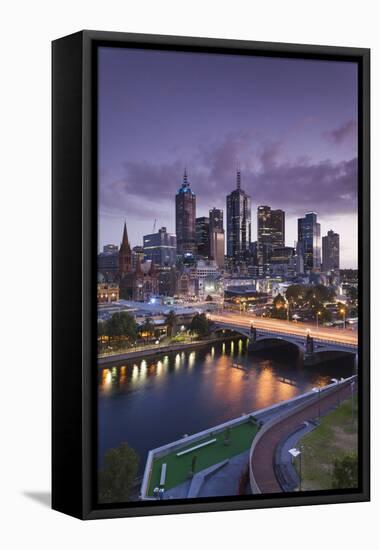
<box><xmin>316</xmin><ymin>310</ymin><xmax>321</xmax><ymax>330</ymax></box>
<box><xmin>289</xmin><ymin>447</ymin><xmax>302</xmax><ymax>491</ymax></box>
<box><xmin>340</xmin><ymin>308</ymin><xmax>346</xmax><ymax>330</ymax></box>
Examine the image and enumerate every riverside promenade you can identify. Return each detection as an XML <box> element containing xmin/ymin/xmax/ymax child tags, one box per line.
<box><xmin>98</xmin><ymin>336</ymin><xmax>230</xmax><ymax>366</ymax></box>
<box><xmin>249</xmin><ymin>376</ymin><xmax>357</xmax><ymax>494</ymax></box>
<box><xmin>140</xmin><ymin>377</ymin><xmax>356</xmax><ymax>500</ymax></box>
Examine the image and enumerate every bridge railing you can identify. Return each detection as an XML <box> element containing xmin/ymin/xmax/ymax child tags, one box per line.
<box><xmin>215</xmin><ymin>323</ymin><xmax>357</xmax><ymax>349</ymax></box>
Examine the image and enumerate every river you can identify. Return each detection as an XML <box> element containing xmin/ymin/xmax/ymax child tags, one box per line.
<box><xmin>98</xmin><ymin>337</ymin><xmax>354</xmax><ymax>470</ymax></box>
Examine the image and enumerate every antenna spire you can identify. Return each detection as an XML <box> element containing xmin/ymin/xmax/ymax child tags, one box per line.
<box><xmin>183</xmin><ymin>168</ymin><xmax>188</xmax><ymax>186</ymax></box>
<box><xmin>236</xmin><ymin>168</ymin><xmax>241</xmax><ymax>190</ymax></box>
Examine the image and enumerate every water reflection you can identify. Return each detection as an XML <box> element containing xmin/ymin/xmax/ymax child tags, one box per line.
<box><xmin>188</xmin><ymin>352</ymin><xmax>196</xmax><ymax>369</ymax></box>
<box><xmin>98</xmin><ymin>338</ymin><xmax>355</xmax><ymax>466</ymax></box>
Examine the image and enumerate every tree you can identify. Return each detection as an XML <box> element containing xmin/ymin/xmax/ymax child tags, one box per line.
<box><xmin>106</xmin><ymin>312</ymin><xmax>138</xmax><ymax>346</ymax></box>
<box><xmin>319</xmin><ymin>307</ymin><xmax>332</xmax><ymax>324</ymax></box>
<box><xmin>98</xmin><ymin>442</ymin><xmax>139</xmax><ymax>503</ymax></box>
<box><xmin>189</xmin><ymin>313</ymin><xmax>213</xmax><ymax>338</ymax></box>
<box><xmin>273</xmin><ymin>293</ymin><xmax>286</xmax><ymax>309</ymax></box>
<box><xmin>165</xmin><ymin>310</ymin><xmax>177</xmax><ymax>338</ymax></box>
<box><xmin>271</xmin><ymin>293</ymin><xmax>287</xmax><ymax>319</ymax></box>
<box><xmin>332</xmin><ymin>453</ymin><xmax>358</xmax><ymax>489</ymax></box>
<box><xmin>98</xmin><ymin>320</ymin><xmax>106</xmax><ymax>338</ymax></box>
<box><xmin>346</xmin><ymin>286</ymin><xmax>358</xmax><ymax>304</ymax></box>
<box><xmin>139</xmin><ymin>317</ymin><xmax>155</xmax><ymax>342</ymax></box>
<box><xmin>312</xmin><ymin>284</ymin><xmax>335</xmax><ymax>303</ymax></box>
<box><xmin>97</xmin><ymin>320</ymin><xmax>107</xmax><ymax>352</ymax></box>
<box><xmin>285</xmin><ymin>284</ymin><xmax>305</xmax><ymax>306</ymax></box>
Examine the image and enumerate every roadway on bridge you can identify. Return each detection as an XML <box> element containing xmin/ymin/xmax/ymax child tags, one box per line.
<box><xmin>209</xmin><ymin>312</ymin><xmax>358</xmax><ymax>346</ymax></box>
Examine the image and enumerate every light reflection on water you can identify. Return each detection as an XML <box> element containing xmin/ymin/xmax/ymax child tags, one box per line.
<box><xmin>98</xmin><ymin>338</ymin><xmax>354</xmax><ymax>467</ymax></box>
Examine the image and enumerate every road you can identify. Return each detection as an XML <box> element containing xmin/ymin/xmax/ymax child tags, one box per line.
<box><xmin>250</xmin><ymin>381</ymin><xmax>356</xmax><ymax>493</ymax></box>
<box><xmin>209</xmin><ymin>312</ymin><xmax>358</xmax><ymax>346</ymax></box>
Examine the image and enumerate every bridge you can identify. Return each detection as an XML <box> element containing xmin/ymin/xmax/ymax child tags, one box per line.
<box><xmin>213</xmin><ymin>320</ymin><xmax>358</xmax><ymax>359</ymax></box>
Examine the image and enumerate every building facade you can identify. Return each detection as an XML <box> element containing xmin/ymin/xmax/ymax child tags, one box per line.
<box><xmin>195</xmin><ymin>217</ymin><xmax>210</xmax><ymax>258</ymax></box>
<box><xmin>131</xmin><ymin>246</ymin><xmax>145</xmax><ymax>270</ymax></box>
<box><xmin>143</xmin><ymin>227</ymin><xmax>176</xmax><ymax>266</ymax></box>
<box><xmin>175</xmin><ymin>170</ymin><xmax>196</xmax><ymax>256</ymax></box>
<box><xmin>257</xmin><ymin>206</ymin><xmax>285</xmax><ymax>272</ymax></box>
<box><xmin>270</xmin><ymin>246</ymin><xmax>296</xmax><ymax>277</ymax></box>
<box><xmin>322</xmin><ymin>230</ymin><xmax>340</xmax><ymax>272</ymax></box>
<box><xmin>97</xmin><ymin>283</ymin><xmax>120</xmax><ymax>303</ymax></box>
<box><xmin>209</xmin><ymin>207</ymin><xmax>225</xmax><ymax>268</ymax></box>
<box><xmin>297</xmin><ymin>212</ymin><xmax>321</xmax><ymax>273</ymax></box>
<box><xmin>120</xmin><ymin>259</ymin><xmax>159</xmax><ymax>302</ymax></box>
<box><xmin>195</xmin><ymin>259</ymin><xmax>221</xmax><ymax>298</ymax></box>
<box><xmin>98</xmin><ymin>244</ymin><xmax>119</xmax><ymax>281</ymax></box>
<box><xmin>226</xmin><ymin>170</ymin><xmax>251</xmax><ymax>264</ymax></box>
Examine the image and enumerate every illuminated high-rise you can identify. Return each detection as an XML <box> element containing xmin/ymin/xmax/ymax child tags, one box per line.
<box><xmin>297</xmin><ymin>212</ymin><xmax>321</xmax><ymax>273</ymax></box>
<box><xmin>226</xmin><ymin>170</ymin><xmax>251</xmax><ymax>264</ymax></box>
<box><xmin>257</xmin><ymin>206</ymin><xmax>285</xmax><ymax>271</ymax></box>
<box><xmin>322</xmin><ymin>230</ymin><xmax>340</xmax><ymax>272</ymax></box>
<box><xmin>209</xmin><ymin>207</ymin><xmax>225</xmax><ymax>268</ymax></box>
<box><xmin>175</xmin><ymin>170</ymin><xmax>196</xmax><ymax>256</ymax></box>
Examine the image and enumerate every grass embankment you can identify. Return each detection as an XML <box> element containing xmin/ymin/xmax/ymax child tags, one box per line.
<box><xmin>296</xmin><ymin>394</ymin><xmax>358</xmax><ymax>491</ymax></box>
<box><xmin>148</xmin><ymin>421</ymin><xmax>258</xmax><ymax>496</ymax></box>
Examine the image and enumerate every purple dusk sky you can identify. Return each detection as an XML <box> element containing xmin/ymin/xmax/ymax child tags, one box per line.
<box><xmin>98</xmin><ymin>46</ymin><xmax>358</xmax><ymax>268</ymax></box>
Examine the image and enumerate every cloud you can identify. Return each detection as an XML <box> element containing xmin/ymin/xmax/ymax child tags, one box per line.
<box><xmin>99</xmin><ymin>135</ymin><xmax>358</xmax><ymax>222</ymax></box>
<box><xmin>323</xmin><ymin>120</ymin><xmax>357</xmax><ymax>145</ymax></box>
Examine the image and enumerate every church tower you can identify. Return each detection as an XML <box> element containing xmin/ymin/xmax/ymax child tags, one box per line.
<box><xmin>118</xmin><ymin>221</ymin><xmax>132</xmax><ymax>276</ymax></box>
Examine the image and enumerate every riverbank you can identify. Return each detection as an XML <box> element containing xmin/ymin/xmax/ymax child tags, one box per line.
<box><xmin>98</xmin><ymin>335</ymin><xmax>236</xmax><ymax>366</ymax></box>
<box><xmin>141</xmin><ymin>377</ymin><xmax>356</xmax><ymax>499</ymax></box>
<box><xmin>295</xmin><ymin>394</ymin><xmax>358</xmax><ymax>491</ymax></box>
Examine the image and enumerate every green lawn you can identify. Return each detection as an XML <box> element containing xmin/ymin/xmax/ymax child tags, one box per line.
<box><xmin>147</xmin><ymin>421</ymin><xmax>258</xmax><ymax>495</ymax></box>
<box><xmin>296</xmin><ymin>394</ymin><xmax>358</xmax><ymax>491</ymax></box>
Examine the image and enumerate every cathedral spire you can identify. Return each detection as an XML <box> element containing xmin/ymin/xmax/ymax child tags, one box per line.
<box><xmin>121</xmin><ymin>221</ymin><xmax>129</xmax><ymax>247</ymax></box>
<box><xmin>119</xmin><ymin>220</ymin><xmax>132</xmax><ymax>276</ymax></box>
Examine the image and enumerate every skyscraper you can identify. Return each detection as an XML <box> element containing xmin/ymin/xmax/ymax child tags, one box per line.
<box><xmin>118</xmin><ymin>221</ymin><xmax>132</xmax><ymax>276</ymax></box>
<box><xmin>209</xmin><ymin>207</ymin><xmax>225</xmax><ymax>268</ymax></box>
<box><xmin>175</xmin><ymin>170</ymin><xmax>196</xmax><ymax>256</ymax></box>
<box><xmin>195</xmin><ymin>217</ymin><xmax>210</xmax><ymax>258</ymax></box>
<box><xmin>257</xmin><ymin>206</ymin><xmax>285</xmax><ymax>271</ymax></box>
<box><xmin>131</xmin><ymin>245</ymin><xmax>145</xmax><ymax>270</ymax></box>
<box><xmin>322</xmin><ymin>230</ymin><xmax>340</xmax><ymax>271</ymax></box>
<box><xmin>226</xmin><ymin>170</ymin><xmax>251</xmax><ymax>264</ymax></box>
<box><xmin>98</xmin><ymin>244</ymin><xmax>119</xmax><ymax>281</ymax></box>
<box><xmin>297</xmin><ymin>212</ymin><xmax>321</xmax><ymax>273</ymax></box>
<box><xmin>143</xmin><ymin>227</ymin><xmax>177</xmax><ymax>266</ymax></box>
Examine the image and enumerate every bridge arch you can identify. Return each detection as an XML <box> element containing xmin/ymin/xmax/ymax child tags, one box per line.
<box><xmin>253</xmin><ymin>336</ymin><xmax>304</xmax><ymax>354</ymax></box>
<box><xmin>212</xmin><ymin>322</ymin><xmax>358</xmax><ymax>361</ymax></box>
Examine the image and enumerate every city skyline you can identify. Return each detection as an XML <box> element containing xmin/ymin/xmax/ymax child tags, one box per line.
<box><xmin>99</xmin><ymin>47</ymin><xmax>358</xmax><ymax>268</ymax></box>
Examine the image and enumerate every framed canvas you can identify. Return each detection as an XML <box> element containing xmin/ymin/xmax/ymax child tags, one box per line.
<box><xmin>52</xmin><ymin>30</ymin><xmax>370</xmax><ymax>520</ymax></box>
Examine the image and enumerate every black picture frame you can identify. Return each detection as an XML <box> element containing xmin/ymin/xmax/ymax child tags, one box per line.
<box><xmin>52</xmin><ymin>30</ymin><xmax>370</xmax><ymax>520</ymax></box>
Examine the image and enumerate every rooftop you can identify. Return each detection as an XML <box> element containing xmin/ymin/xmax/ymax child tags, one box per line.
<box><xmin>147</xmin><ymin>420</ymin><xmax>258</xmax><ymax>496</ymax></box>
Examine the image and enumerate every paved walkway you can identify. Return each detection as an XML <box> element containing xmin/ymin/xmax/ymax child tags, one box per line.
<box><xmin>274</xmin><ymin>421</ymin><xmax>317</xmax><ymax>492</ymax></box>
<box><xmin>251</xmin><ymin>381</ymin><xmax>355</xmax><ymax>494</ymax></box>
